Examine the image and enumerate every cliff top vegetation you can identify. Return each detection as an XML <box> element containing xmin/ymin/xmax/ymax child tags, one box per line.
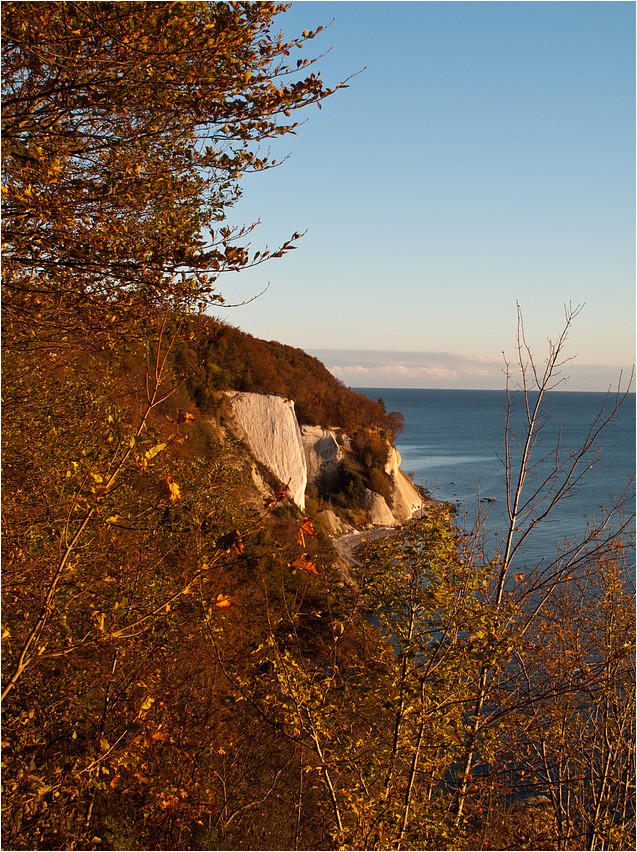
<box><xmin>174</xmin><ymin>314</ymin><xmax>405</xmax><ymax>438</ymax></box>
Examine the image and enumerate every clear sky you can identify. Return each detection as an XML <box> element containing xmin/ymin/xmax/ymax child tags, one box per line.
<box><xmin>214</xmin><ymin>0</ymin><xmax>635</xmax><ymax>391</ymax></box>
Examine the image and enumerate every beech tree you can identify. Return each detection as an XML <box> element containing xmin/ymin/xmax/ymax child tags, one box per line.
<box><xmin>1</xmin><ymin>5</ymin><xmax>348</xmax><ymax>847</ymax></box>
<box><xmin>2</xmin><ymin>0</ymin><xmax>343</xmax><ymax>343</ymax></box>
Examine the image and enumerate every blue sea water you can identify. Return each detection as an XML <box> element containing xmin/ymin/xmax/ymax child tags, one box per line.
<box><xmin>355</xmin><ymin>388</ymin><xmax>636</xmax><ymax>566</ymax></box>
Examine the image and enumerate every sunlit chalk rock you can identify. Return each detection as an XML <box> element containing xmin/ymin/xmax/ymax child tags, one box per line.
<box><xmin>362</xmin><ymin>487</ymin><xmax>396</xmax><ymax>527</ymax></box>
<box><xmin>226</xmin><ymin>392</ymin><xmax>307</xmax><ymax>510</ymax></box>
<box><xmin>317</xmin><ymin>508</ymin><xmax>346</xmax><ymax>536</ymax></box>
<box><xmin>385</xmin><ymin>445</ymin><xmax>423</xmax><ymax>523</ymax></box>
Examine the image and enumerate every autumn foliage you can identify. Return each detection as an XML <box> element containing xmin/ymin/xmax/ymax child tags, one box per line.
<box><xmin>175</xmin><ymin>314</ymin><xmax>405</xmax><ymax>439</ymax></box>
<box><xmin>2</xmin><ymin>4</ymin><xmax>634</xmax><ymax>851</ymax></box>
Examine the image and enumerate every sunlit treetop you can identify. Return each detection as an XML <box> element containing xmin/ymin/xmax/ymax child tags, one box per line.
<box><xmin>1</xmin><ymin>1</ymin><xmax>344</xmax><ymax>330</ymax></box>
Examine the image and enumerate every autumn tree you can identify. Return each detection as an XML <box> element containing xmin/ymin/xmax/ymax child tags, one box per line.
<box><xmin>1</xmin><ymin>4</ymin><xmax>348</xmax><ymax>848</ymax></box>
<box><xmin>450</xmin><ymin>305</ymin><xmax>634</xmax><ymax>829</ymax></box>
<box><xmin>500</xmin><ymin>543</ymin><xmax>636</xmax><ymax>850</ymax></box>
<box><xmin>233</xmin><ymin>307</ymin><xmax>633</xmax><ymax>850</ymax></box>
<box><xmin>2</xmin><ymin>0</ymin><xmax>342</xmax><ymax>698</ymax></box>
<box><xmin>3</xmin><ymin>6</ymin><xmax>634</xmax><ymax>850</ymax></box>
<box><xmin>2</xmin><ymin>0</ymin><xmax>344</xmax><ymax>344</ymax></box>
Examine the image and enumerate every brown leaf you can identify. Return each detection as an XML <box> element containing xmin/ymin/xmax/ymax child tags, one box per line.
<box><xmin>158</xmin><ymin>474</ymin><xmax>181</xmax><ymax>502</ymax></box>
<box><xmin>274</xmin><ymin>483</ymin><xmax>288</xmax><ymax>502</ymax></box>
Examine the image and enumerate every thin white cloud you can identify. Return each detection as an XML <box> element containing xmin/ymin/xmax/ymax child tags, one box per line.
<box><xmin>331</xmin><ymin>364</ymin><xmax>462</xmax><ymax>381</ymax></box>
<box><xmin>308</xmin><ymin>349</ymin><xmax>504</xmax><ymax>388</ymax></box>
<box><xmin>307</xmin><ymin>349</ymin><xmax>630</xmax><ymax>391</ymax></box>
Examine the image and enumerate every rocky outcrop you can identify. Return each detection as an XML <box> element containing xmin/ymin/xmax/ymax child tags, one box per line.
<box><xmin>385</xmin><ymin>445</ymin><xmax>423</xmax><ymax>523</ymax></box>
<box><xmin>301</xmin><ymin>425</ymin><xmax>343</xmax><ymax>491</ymax></box>
<box><xmin>222</xmin><ymin>392</ymin><xmax>423</xmax><ymax>527</ymax></box>
<box><xmin>316</xmin><ymin>508</ymin><xmax>347</xmax><ymax>537</ymax></box>
<box><xmin>302</xmin><ymin>425</ymin><xmax>422</xmax><ymax>527</ymax></box>
<box><xmin>362</xmin><ymin>488</ymin><xmax>396</xmax><ymax>526</ymax></box>
<box><xmin>225</xmin><ymin>392</ymin><xmax>307</xmax><ymax>510</ymax></box>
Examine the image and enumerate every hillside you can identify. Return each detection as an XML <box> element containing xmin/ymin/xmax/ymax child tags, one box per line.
<box><xmin>1</xmin><ymin>305</ymin><xmax>428</xmax><ymax>850</ymax></box>
<box><xmin>174</xmin><ymin>314</ymin><xmax>405</xmax><ymax>439</ymax></box>
<box><xmin>3</xmin><ymin>303</ymin><xmax>635</xmax><ymax>851</ymax></box>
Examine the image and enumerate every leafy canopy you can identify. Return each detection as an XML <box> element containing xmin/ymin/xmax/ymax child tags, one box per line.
<box><xmin>2</xmin><ymin>1</ymin><xmax>343</xmax><ymax>336</ymax></box>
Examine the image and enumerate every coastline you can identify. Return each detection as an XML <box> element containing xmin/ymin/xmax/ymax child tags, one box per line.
<box><xmin>333</xmin><ymin>499</ymin><xmax>439</xmax><ymax>568</ymax></box>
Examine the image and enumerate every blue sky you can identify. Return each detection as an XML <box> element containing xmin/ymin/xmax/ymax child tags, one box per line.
<box><xmin>214</xmin><ymin>1</ymin><xmax>635</xmax><ymax>391</ymax></box>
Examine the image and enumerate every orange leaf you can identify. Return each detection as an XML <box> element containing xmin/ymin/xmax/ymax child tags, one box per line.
<box><xmin>300</xmin><ymin>518</ymin><xmax>316</xmax><ymax>537</ymax></box>
<box><xmin>151</xmin><ymin>729</ymin><xmax>168</xmax><ymax>741</ymax></box>
<box><xmin>296</xmin><ymin>517</ymin><xmax>317</xmax><ymax>546</ymax></box>
<box><xmin>292</xmin><ymin>555</ymin><xmax>317</xmax><ymax>575</ymax></box>
<box><xmin>274</xmin><ymin>483</ymin><xmax>288</xmax><ymax>502</ymax></box>
<box><xmin>215</xmin><ymin>593</ymin><xmax>233</xmax><ymax>609</ymax></box>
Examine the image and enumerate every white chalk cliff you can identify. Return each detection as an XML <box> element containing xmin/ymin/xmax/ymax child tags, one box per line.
<box><xmin>224</xmin><ymin>392</ymin><xmax>423</xmax><ymax>527</ymax></box>
<box><xmin>362</xmin><ymin>488</ymin><xmax>396</xmax><ymax>526</ymax></box>
<box><xmin>225</xmin><ymin>392</ymin><xmax>307</xmax><ymax>510</ymax></box>
<box><xmin>385</xmin><ymin>445</ymin><xmax>423</xmax><ymax>522</ymax></box>
<box><xmin>301</xmin><ymin>425</ymin><xmax>343</xmax><ymax>489</ymax></box>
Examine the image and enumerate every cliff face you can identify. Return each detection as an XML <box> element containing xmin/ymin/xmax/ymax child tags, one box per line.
<box><xmin>301</xmin><ymin>425</ymin><xmax>343</xmax><ymax>492</ymax></box>
<box><xmin>225</xmin><ymin>392</ymin><xmax>422</xmax><ymax>527</ymax></box>
<box><xmin>225</xmin><ymin>392</ymin><xmax>307</xmax><ymax>510</ymax></box>
<box><xmin>385</xmin><ymin>445</ymin><xmax>424</xmax><ymax>522</ymax></box>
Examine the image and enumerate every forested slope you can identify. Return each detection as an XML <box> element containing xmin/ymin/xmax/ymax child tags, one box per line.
<box><xmin>174</xmin><ymin>314</ymin><xmax>405</xmax><ymax>437</ymax></box>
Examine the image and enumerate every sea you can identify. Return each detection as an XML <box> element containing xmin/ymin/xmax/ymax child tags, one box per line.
<box><xmin>354</xmin><ymin>388</ymin><xmax>636</xmax><ymax>571</ymax></box>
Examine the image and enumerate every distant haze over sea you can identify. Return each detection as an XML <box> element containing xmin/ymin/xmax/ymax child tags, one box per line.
<box><xmin>309</xmin><ymin>349</ymin><xmax>633</xmax><ymax>393</ymax></box>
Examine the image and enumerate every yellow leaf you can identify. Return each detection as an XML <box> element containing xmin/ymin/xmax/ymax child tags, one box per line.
<box><xmin>144</xmin><ymin>442</ymin><xmax>166</xmax><ymax>461</ymax></box>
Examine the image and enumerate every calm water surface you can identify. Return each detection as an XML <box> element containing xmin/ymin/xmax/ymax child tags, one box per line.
<box><xmin>355</xmin><ymin>388</ymin><xmax>636</xmax><ymax>566</ymax></box>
